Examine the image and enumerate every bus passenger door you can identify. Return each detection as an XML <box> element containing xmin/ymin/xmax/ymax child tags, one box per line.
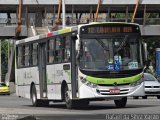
<box><xmin>38</xmin><ymin>42</ymin><xmax>47</xmax><ymax>98</ymax></box>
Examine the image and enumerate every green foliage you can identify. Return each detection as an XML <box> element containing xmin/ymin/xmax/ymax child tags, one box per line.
<box><xmin>1</xmin><ymin>40</ymin><xmax>9</xmax><ymax>80</ymax></box>
<box><xmin>143</xmin><ymin>37</ymin><xmax>160</xmax><ymax>70</ymax></box>
<box><xmin>146</xmin><ymin>13</ymin><xmax>159</xmax><ymax>18</ymax></box>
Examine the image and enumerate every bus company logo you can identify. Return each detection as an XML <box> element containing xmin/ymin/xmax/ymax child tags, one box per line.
<box><xmin>113</xmin><ymin>82</ymin><xmax>117</xmax><ymax>87</ymax></box>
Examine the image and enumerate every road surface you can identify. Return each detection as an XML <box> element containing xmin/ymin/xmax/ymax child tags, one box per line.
<box><xmin>0</xmin><ymin>95</ymin><xmax>159</xmax><ymax>120</ymax></box>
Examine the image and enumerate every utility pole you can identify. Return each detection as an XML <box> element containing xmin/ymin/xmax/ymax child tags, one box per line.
<box><xmin>62</xmin><ymin>0</ymin><xmax>66</xmax><ymax>28</ymax></box>
<box><xmin>0</xmin><ymin>40</ymin><xmax>1</xmax><ymax>82</ymax></box>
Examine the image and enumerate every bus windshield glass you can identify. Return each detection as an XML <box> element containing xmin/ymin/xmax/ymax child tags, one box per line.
<box><xmin>79</xmin><ymin>36</ymin><xmax>142</xmax><ymax>71</ymax></box>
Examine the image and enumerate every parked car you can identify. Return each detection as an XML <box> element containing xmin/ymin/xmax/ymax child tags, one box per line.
<box><xmin>0</xmin><ymin>82</ymin><xmax>10</xmax><ymax>95</ymax></box>
<box><xmin>143</xmin><ymin>73</ymin><xmax>160</xmax><ymax>99</ymax></box>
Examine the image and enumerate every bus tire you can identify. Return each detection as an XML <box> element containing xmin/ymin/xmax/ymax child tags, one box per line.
<box><xmin>133</xmin><ymin>96</ymin><xmax>139</xmax><ymax>99</ymax></box>
<box><xmin>31</xmin><ymin>85</ymin><xmax>41</xmax><ymax>107</ymax></box>
<box><xmin>157</xmin><ymin>96</ymin><xmax>160</xmax><ymax>99</ymax></box>
<box><xmin>64</xmin><ymin>86</ymin><xmax>76</xmax><ymax>109</ymax></box>
<box><xmin>114</xmin><ymin>97</ymin><xmax>127</xmax><ymax>108</ymax></box>
<box><xmin>142</xmin><ymin>96</ymin><xmax>147</xmax><ymax>99</ymax></box>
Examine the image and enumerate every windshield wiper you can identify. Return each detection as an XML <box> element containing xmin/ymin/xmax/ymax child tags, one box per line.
<box><xmin>117</xmin><ymin>35</ymin><xmax>128</xmax><ymax>52</ymax></box>
<box><xmin>96</xmin><ymin>39</ymin><xmax>109</xmax><ymax>51</ymax></box>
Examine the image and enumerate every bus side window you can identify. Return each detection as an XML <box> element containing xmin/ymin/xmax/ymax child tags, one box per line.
<box><xmin>25</xmin><ymin>45</ymin><xmax>30</xmax><ymax>66</ymax></box>
<box><xmin>29</xmin><ymin>44</ymin><xmax>33</xmax><ymax>66</ymax></box>
<box><xmin>61</xmin><ymin>36</ymin><xmax>65</xmax><ymax>62</ymax></box>
<box><xmin>64</xmin><ymin>35</ymin><xmax>71</xmax><ymax>62</ymax></box>
<box><xmin>32</xmin><ymin>43</ymin><xmax>38</xmax><ymax>66</ymax></box>
<box><xmin>48</xmin><ymin>38</ymin><xmax>55</xmax><ymax>63</ymax></box>
<box><xmin>17</xmin><ymin>46</ymin><xmax>25</xmax><ymax>67</ymax></box>
<box><xmin>55</xmin><ymin>37</ymin><xmax>62</xmax><ymax>63</ymax></box>
<box><xmin>55</xmin><ymin>36</ymin><xmax>71</xmax><ymax>63</ymax></box>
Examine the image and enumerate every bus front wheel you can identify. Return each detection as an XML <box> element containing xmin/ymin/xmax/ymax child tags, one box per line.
<box><xmin>114</xmin><ymin>97</ymin><xmax>127</xmax><ymax>108</ymax></box>
<box><xmin>157</xmin><ymin>96</ymin><xmax>160</xmax><ymax>99</ymax></box>
<box><xmin>64</xmin><ymin>86</ymin><xmax>76</xmax><ymax>109</ymax></box>
<box><xmin>142</xmin><ymin>96</ymin><xmax>147</xmax><ymax>99</ymax></box>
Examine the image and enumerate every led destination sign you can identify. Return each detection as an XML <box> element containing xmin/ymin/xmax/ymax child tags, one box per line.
<box><xmin>88</xmin><ymin>26</ymin><xmax>132</xmax><ymax>33</ymax></box>
<box><xmin>80</xmin><ymin>24</ymin><xmax>140</xmax><ymax>35</ymax></box>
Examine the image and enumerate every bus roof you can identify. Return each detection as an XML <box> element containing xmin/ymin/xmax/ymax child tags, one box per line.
<box><xmin>16</xmin><ymin>22</ymin><xmax>139</xmax><ymax>45</ymax></box>
<box><xmin>78</xmin><ymin>22</ymin><xmax>140</xmax><ymax>28</ymax></box>
<box><xmin>16</xmin><ymin>26</ymin><xmax>77</xmax><ymax>45</ymax></box>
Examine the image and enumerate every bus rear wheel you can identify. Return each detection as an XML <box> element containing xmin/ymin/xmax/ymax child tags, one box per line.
<box><xmin>114</xmin><ymin>97</ymin><xmax>127</xmax><ymax>108</ymax></box>
<box><xmin>31</xmin><ymin>85</ymin><xmax>47</xmax><ymax>107</ymax></box>
<box><xmin>31</xmin><ymin>85</ymin><xmax>39</xmax><ymax>106</ymax></box>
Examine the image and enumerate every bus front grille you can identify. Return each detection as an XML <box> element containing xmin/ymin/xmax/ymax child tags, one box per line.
<box><xmin>97</xmin><ymin>88</ymin><xmax>129</xmax><ymax>95</ymax></box>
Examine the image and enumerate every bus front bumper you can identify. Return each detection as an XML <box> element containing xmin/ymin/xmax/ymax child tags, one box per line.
<box><xmin>78</xmin><ymin>82</ymin><xmax>144</xmax><ymax>100</ymax></box>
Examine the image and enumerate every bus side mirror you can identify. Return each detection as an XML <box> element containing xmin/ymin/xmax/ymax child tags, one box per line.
<box><xmin>142</xmin><ymin>42</ymin><xmax>148</xmax><ymax>65</ymax></box>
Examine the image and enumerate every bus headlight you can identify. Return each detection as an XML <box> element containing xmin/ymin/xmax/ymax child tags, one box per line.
<box><xmin>80</xmin><ymin>76</ymin><xmax>97</xmax><ymax>88</ymax></box>
<box><xmin>130</xmin><ymin>78</ymin><xmax>143</xmax><ymax>87</ymax></box>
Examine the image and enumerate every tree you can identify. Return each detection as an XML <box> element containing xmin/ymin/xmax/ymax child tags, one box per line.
<box><xmin>1</xmin><ymin>40</ymin><xmax>9</xmax><ymax>81</ymax></box>
<box><xmin>143</xmin><ymin>37</ymin><xmax>160</xmax><ymax>71</ymax></box>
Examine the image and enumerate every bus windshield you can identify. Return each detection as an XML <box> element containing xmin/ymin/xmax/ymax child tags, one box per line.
<box><xmin>79</xmin><ymin>36</ymin><xmax>143</xmax><ymax>71</ymax></box>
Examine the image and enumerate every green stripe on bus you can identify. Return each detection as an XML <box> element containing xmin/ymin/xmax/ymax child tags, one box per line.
<box><xmin>86</xmin><ymin>74</ymin><xmax>142</xmax><ymax>85</ymax></box>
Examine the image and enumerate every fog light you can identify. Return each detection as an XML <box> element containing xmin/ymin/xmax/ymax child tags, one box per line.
<box><xmin>96</xmin><ymin>89</ymin><xmax>100</xmax><ymax>94</ymax></box>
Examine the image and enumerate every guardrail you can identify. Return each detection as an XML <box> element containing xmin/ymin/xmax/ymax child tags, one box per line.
<box><xmin>1</xmin><ymin>17</ymin><xmax>160</xmax><ymax>28</ymax></box>
<box><xmin>40</xmin><ymin>17</ymin><xmax>160</xmax><ymax>27</ymax></box>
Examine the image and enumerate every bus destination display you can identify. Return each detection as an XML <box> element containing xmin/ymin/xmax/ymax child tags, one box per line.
<box><xmin>80</xmin><ymin>24</ymin><xmax>140</xmax><ymax>35</ymax></box>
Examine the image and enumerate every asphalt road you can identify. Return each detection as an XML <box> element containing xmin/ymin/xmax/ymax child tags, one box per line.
<box><xmin>0</xmin><ymin>94</ymin><xmax>160</xmax><ymax>120</ymax></box>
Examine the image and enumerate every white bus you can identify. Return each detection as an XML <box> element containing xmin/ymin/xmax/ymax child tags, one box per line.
<box><xmin>16</xmin><ymin>22</ymin><xmax>145</xmax><ymax>109</ymax></box>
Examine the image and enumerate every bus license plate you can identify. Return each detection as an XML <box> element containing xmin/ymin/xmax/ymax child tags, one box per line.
<box><xmin>109</xmin><ymin>89</ymin><xmax>120</xmax><ymax>94</ymax></box>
